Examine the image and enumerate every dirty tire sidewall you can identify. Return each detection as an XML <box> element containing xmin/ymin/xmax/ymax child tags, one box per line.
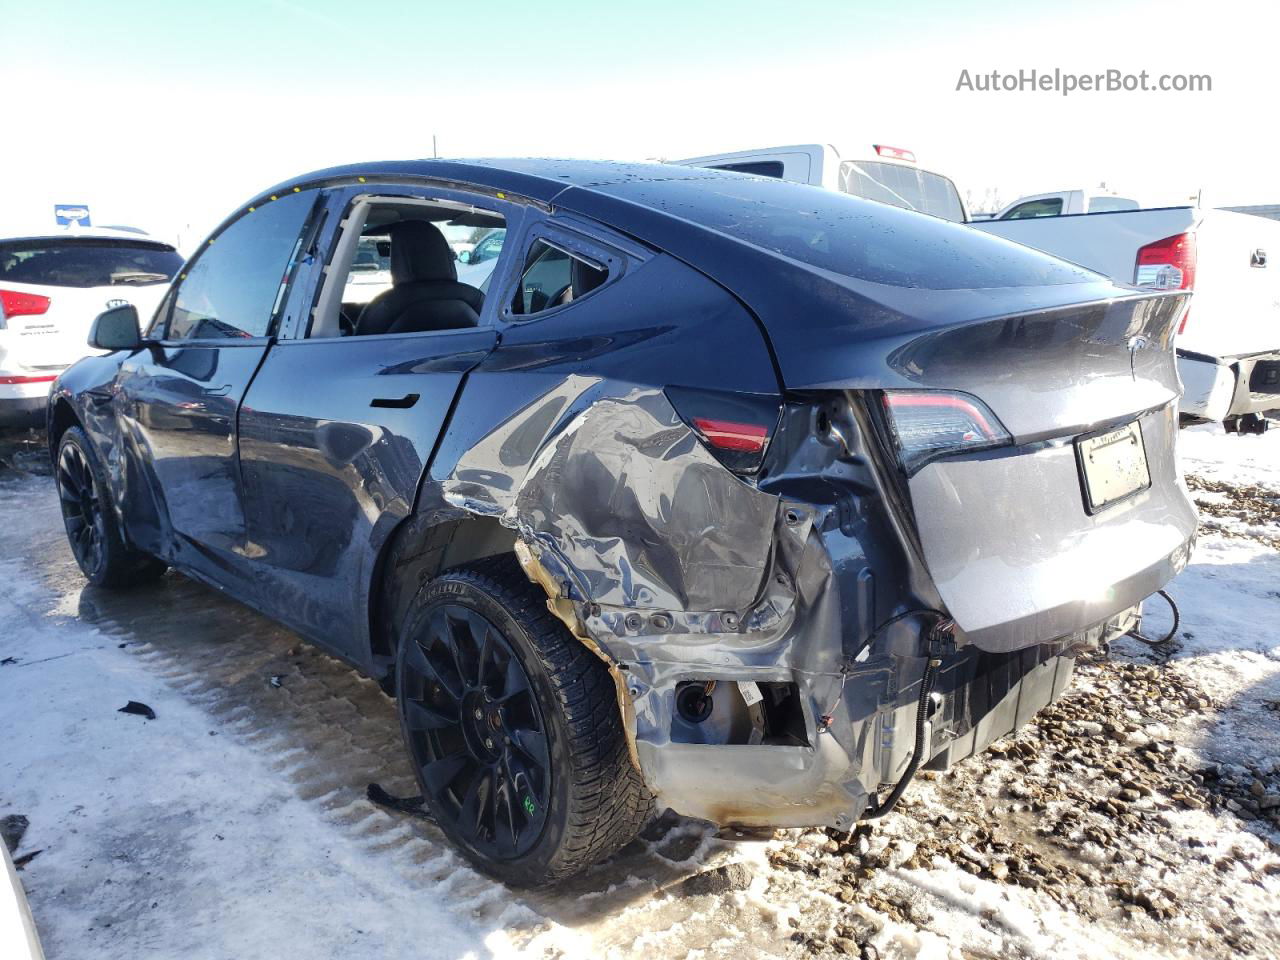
<box><xmin>396</xmin><ymin>556</ymin><xmax>649</xmax><ymax>886</ymax></box>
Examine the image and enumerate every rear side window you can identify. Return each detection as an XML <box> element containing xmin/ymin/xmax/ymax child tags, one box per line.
<box><xmin>709</xmin><ymin>161</ymin><xmax>786</xmax><ymax>178</ymax></box>
<box><xmin>1088</xmin><ymin>197</ymin><xmax>1139</xmax><ymax>213</ymax></box>
<box><xmin>839</xmin><ymin>161</ymin><xmax>965</xmax><ymax>222</ymax></box>
<box><xmin>1002</xmin><ymin>198</ymin><xmax>1064</xmax><ymax>220</ymax></box>
<box><xmin>0</xmin><ymin>239</ymin><xmax>182</xmax><ymax>288</ymax></box>
<box><xmin>168</xmin><ymin>191</ymin><xmax>315</xmax><ymax>340</ymax></box>
<box><xmin>511</xmin><ymin>240</ymin><xmax>609</xmax><ymax>315</ymax></box>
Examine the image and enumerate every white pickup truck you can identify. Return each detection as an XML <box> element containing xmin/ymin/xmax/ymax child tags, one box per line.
<box><xmin>680</xmin><ymin>146</ymin><xmax>1280</xmax><ymax>432</ymax></box>
<box><xmin>977</xmin><ymin>188</ymin><xmax>1147</xmax><ymax>220</ymax></box>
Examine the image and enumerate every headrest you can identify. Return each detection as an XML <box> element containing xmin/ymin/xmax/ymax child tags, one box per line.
<box><xmin>571</xmin><ymin>256</ymin><xmax>607</xmax><ymax>298</ymax></box>
<box><xmin>388</xmin><ymin>220</ymin><xmax>456</xmax><ymax>284</ymax></box>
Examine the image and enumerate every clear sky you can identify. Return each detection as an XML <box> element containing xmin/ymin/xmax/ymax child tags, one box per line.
<box><xmin>3</xmin><ymin>0</ymin><xmax>1276</xmax><ymax>248</ymax></box>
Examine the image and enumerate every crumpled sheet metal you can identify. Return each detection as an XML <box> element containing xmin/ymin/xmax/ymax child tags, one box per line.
<box><xmin>442</xmin><ymin>382</ymin><xmax>876</xmax><ymax>825</ymax></box>
<box><xmin>444</xmin><ymin>383</ymin><xmax>792</xmax><ymax>619</ymax></box>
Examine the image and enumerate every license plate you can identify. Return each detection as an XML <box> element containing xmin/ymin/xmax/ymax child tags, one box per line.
<box><xmin>1076</xmin><ymin>421</ymin><xmax>1150</xmax><ymax>513</ymax></box>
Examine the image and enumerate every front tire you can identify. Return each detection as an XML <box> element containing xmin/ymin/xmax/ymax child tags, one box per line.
<box><xmin>55</xmin><ymin>426</ymin><xmax>166</xmax><ymax>588</ymax></box>
<box><xmin>395</xmin><ymin>555</ymin><xmax>650</xmax><ymax>886</ymax></box>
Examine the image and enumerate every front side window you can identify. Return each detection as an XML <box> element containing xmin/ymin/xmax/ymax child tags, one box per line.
<box><xmin>1002</xmin><ymin>198</ymin><xmax>1064</xmax><ymax>220</ymax></box>
<box><xmin>168</xmin><ymin>191</ymin><xmax>315</xmax><ymax>340</ymax></box>
<box><xmin>468</xmin><ymin>230</ymin><xmax>505</xmax><ymax>264</ymax></box>
<box><xmin>511</xmin><ymin>239</ymin><xmax>609</xmax><ymax>316</ymax></box>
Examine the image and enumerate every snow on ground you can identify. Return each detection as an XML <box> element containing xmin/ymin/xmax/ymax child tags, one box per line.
<box><xmin>1</xmin><ymin>425</ymin><xmax>1278</xmax><ymax>960</ymax></box>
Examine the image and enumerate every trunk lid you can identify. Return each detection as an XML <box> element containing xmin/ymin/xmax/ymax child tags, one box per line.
<box><xmin>876</xmin><ymin>292</ymin><xmax>1196</xmax><ymax>652</ymax></box>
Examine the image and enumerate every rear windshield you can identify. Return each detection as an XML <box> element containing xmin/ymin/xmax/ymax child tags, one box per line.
<box><xmin>605</xmin><ymin>175</ymin><xmax>1099</xmax><ymax>290</ymax></box>
<box><xmin>0</xmin><ymin>238</ymin><xmax>183</xmax><ymax>288</ymax></box>
<box><xmin>839</xmin><ymin>161</ymin><xmax>966</xmax><ymax>222</ymax></box>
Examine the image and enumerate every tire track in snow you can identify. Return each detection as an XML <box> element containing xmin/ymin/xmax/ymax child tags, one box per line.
<box><xmin>1</xmin><ymin>469</ymin><xmax>796</xmax><ymax>960</ymax></box>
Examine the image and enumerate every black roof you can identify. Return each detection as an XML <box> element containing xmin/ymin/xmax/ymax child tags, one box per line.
<box><xmin>266</xmin><ymin>158</ymin><xmax>740</xmax><ymax>207</ymax></box>
<box><xmin>259</xmin><ymin>157</ymin><xmax>1129</xmax><ymax>392</ymax></box>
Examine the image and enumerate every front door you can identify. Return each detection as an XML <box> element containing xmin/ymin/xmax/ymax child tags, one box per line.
<box><xmin>115</xmin><ymin>190</ymin><xmax>320</xmax><ymax>563</ymax></box>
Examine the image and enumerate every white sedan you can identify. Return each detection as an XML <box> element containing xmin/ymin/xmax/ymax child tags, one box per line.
<box><xmin>0</xmin><ymin>227</ymin><xmax>182</xmax><ymax>427</ymax></box>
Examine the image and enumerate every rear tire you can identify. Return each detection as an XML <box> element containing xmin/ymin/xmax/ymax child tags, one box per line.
<box><xmin>55</xmin><ymin>426</ymin><xmax>166</xmax><ymax>589</ymax></box>
<box><xmin>395</xmin><ymin>555</ymin><xmax>650</xmax><ymax>886</ymax></box>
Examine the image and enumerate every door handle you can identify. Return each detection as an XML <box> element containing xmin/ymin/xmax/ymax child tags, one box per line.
<box><xmin>370</xmin><ymin>393</ymin><xmax>420</xmax><ymax>409</ymax></box>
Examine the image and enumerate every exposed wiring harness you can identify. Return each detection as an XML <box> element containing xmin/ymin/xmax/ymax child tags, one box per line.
<box><xmin>818</xmin><ymin>609</ymin><xmax>951</xmax><ymax>732</ymax></box>
<box><xmin>861</xmin><ymin>614</ymin><xmax>955</xmax><ymax>819</ymax></box>
<box><xmin>1124</xmin><ymin>589</ymin><xmax>1180</xmax><ymax>646</ymax></box>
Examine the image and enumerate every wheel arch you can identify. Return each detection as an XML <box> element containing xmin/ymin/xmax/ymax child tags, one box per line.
<box><xmin>48</xmin><ymin>396</ymin><xmax>81</xmax><ymax>459</ymax></box>
<box><xmin>367</xmin><ymin>510</ymin><xmax>517</xmax><ymax>685</ymax></box>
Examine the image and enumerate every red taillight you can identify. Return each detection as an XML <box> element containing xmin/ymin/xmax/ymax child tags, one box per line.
<box><xmin>882</xmin><ymin>390</ymin><xmax>1011</xmax><ymax>473</ymax></box>
<box><xmin>1135</xmin><ymin>232</ymin><xmax>1196</xmax><ymax>334</ymax></box>
<box><xmin>0</xmin><ymin>375</ymin><xmax>58</xmax><ymax>384</ymax></box>
<box><xmin>1135</xmin><ymin>232</ymin><xmax>1196</xmax><ymax>292</ymax></box>
<box><xmin>691</xmin><ymin>417</ymin><xmax>769</xmax><ymax>453</ymax></box>
<box><xmin>0</xmin><ymin>289</ymin><xmax>52</xmax><ymax>321</ymax></box>
<box><xmin>874</xmin><ymin>144</ymin><xmax>916</xmax><ymax>163</ymax></box>
<box><xmin>666</xmin><ymin>386</ymin><xmax>779</xmax><ymax>475</ymax></box>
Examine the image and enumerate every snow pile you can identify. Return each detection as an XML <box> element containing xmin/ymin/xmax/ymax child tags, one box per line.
<box><xmin>1</xmin><ymin>424</ymin><xmax>1279</xmax><ymax>960</ymax></box>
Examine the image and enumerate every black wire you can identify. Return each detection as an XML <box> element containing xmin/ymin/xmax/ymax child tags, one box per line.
<box><xmin>862</xmin><ymin>648</ymin><xmax>940</xmax><ymax>820</ymax></box>
<box><xmin>1125</xmin><ymin>589</ymin><xmax>1180</xmax><ymax>645</ymax></box>
<box><xmin>818</xmin><ymin>608</ymin><xmax>948</xmax><ymax>731</ymax></box>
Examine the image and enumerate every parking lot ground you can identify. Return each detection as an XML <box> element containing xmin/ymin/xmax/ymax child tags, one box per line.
<box><xmin>1</xmin><ymin>425</ymin><xmax>1278</xmax><ymax>960</ymax></box>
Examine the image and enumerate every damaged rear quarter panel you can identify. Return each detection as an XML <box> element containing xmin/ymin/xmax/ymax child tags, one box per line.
<box><xmin>428</xmin><ymin>249</ymin><xmax>780</xmax><ymax>618</ymax></box>
<box><xmin>423</xmin><ymin>248</ymin><xmax>875</xmax><ymax>821</ymax></box>
<box><xmin>420</xmin><ymin>245</ymin><xmax>940</xmax><ymax>828</ymax></box>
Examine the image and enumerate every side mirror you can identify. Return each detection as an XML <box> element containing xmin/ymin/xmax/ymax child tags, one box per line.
<box><xmin>457</xmin><ymin>249</ymin><xmax>472</xmax><ymax>264</ymax></box>
<box><xmin>88</xmin><ymin>304</ymin><xmax>143</xmax><ymax>351</ymax></box>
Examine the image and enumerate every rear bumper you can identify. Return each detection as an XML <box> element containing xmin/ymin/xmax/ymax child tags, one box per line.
<box><xmin>1178</xmin><ymin>349</ymin><xmax>1280</xmax><ymax>421</ymax></box>
<box><xmin>623</xmin><ymin>606</ymin><xmax>1136</xmax><ymax>830</ymax></box>
<box><xmin>0</xmin><ymin>376</ymin><xmax>56</xmax><ymax>429</ymax></box>
<box><xmin>0</xmin><ymin>394</ymin><xmax>48</xmax><ymax>429</ymax></box>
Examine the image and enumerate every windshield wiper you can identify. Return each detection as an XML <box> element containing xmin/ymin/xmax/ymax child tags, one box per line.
<box><xmin>111</xmin><ymin>271</ymin><xmax>170</xmax><ymax>285</ymax></box>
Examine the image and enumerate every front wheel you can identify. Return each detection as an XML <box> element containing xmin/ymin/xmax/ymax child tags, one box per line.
<box><xmin>55</xmin><ymin>426</ymin><xmax>166</xmax><ymax>588</ymax></box>
<box><xmin>395</xmin><ymin>555</ymin><xmax>650</xmax><ymax>886</ymax></box>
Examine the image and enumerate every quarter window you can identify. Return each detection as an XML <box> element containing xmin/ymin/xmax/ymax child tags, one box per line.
<box><xmin>168</xmin><ymin>191</ymin><xmax>315</xmax><ymax>340</ymax></box>
<box><xmin>511</xmin><ymin>240</ymin><xmax>609</xmax><ymax>316</ymax></box>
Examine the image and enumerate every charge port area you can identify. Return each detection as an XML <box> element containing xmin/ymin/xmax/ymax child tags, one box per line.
<box><xmin>670</xmin><ymin>680</ymin><xmax>809</xmax><ymax>746</ymax></box>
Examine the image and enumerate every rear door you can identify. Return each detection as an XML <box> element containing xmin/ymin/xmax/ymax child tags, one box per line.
<box><xmin>234</xmin><ymin>186</ymin><xmax>523</xmax><ymax>661</ymax></box>
<box><xmin>114</xmin><ymin>190</ymin><xmax>320</xmax><ymax>562</ymax></box>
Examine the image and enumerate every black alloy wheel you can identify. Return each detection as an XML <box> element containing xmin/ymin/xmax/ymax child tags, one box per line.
<box><xmin>399</xmin><ymin>603</ymin><xmax>551</xmax><ymax>860</ymax></box>
<box><xmin>395</xmin><ymin>556</ymin><xmax>651</xmax><ymax>886</ymax></box>
<box><xmin>57</xmin><ymin>438</ymin><xmax>106</xmax><ymax>578</ymax></box>
<box><xmin>55</xmin><ymin>426</ymin><xmax>166</xmax><ymax>588</ymax></box>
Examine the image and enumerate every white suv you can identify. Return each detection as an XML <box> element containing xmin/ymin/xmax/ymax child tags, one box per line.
<box><xmin>0</xmin><ymin>227</ymin><xmax>182</xmax><ymax>427</ymax></box>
